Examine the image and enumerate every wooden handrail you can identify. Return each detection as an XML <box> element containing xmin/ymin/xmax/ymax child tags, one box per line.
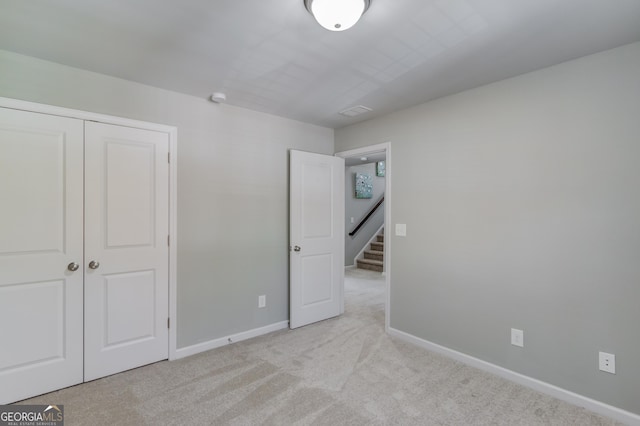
<box><xmin>349</xmin><ymin>194</ymin><xmax>384</xmax><ymax>237</ymax></box>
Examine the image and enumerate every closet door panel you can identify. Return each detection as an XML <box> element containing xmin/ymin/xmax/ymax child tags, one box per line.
<box><xmin>84</xmin><ymin>122</ymin><xmax>169</xmax><ymax>381</ymax></box>
<box><xmin>0</xmin><ymin>107</ymin><xmax>84</xmax><ymax>403</ymax></box>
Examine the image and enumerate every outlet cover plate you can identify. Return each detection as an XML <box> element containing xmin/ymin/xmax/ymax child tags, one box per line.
<box><xmin>599</xmin><ymin>352</ymin><xmax>616</xmax><ymax>374</ymax></box>
<box><xmin>511</xmin><ymin>328</ymin><xmax>524</xmax><ymax>347</ymax></box>
<box><xmin>258</xmin><ymin>295</ymin><xmax>266</xmax><ymax>308</ymax></box>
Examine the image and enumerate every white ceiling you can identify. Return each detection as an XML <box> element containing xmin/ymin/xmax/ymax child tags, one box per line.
<box><xmin>1</xmin><ymin>0</ymin><xmax>640</xmax><ymax>129</ymax></box>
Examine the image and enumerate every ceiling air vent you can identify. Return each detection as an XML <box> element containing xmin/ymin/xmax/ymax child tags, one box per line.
<box><xmin>339</xmin><ymin>105</ymin><xmax>372</xmax><ymax>117</ymax></box>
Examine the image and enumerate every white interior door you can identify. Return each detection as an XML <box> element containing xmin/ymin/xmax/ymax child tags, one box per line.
<box><xmin>0</xmin><ymin>108</ymin><xmax>84</xmax><ymax>403</ymax></box>
<box><xmin>289</xmin><ymin>150</ymin><xmax>344</xmax><ymax>329</ymax></box>
<box><xmin>84</xmin><ymin>122</ymin><xmax>169</xmax><ymax>381</ymax></box>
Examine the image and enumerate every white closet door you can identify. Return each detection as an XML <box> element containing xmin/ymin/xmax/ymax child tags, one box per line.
<box><xmin>84</xmin><ymin>122</ymin><xmax>169</xmax><ymax>381</ymax></box>
<box><xmin>0</xmin><ymin>108</ymin><xmax>84</xmax><ymax>404</ymax></box>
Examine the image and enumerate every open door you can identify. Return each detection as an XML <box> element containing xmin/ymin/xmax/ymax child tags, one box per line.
<box><xmin>290</xmin><ymin>150</ymin><xmax>344</xmax><ymax>329</ymax></box>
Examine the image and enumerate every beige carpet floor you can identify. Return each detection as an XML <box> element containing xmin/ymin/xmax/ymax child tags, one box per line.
<box><xmin>20</xmin><ymin>268</ymin><xmax>620</xmax><ymax>425</ymax></box>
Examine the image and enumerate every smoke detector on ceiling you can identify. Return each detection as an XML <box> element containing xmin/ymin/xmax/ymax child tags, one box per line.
<box><xmin>210</xmin><ymin>92</ymin><xmax>227</xmax><ymax>103</ymax></box>
<box><xmin>339</xmin><ymin>105</ymin><xmax>372</xmax><ymax>117</ymax></box>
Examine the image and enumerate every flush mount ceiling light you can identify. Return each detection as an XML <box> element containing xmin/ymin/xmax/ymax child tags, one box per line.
<box><xmin>304</xmin><ymin>0</ymin><xmax>371</xmax><ymax>32</ymax></box>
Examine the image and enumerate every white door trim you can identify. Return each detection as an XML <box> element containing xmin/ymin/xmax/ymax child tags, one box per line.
<box><xmin>0</xmin><ymin>96</ymin><xmax>179</xmax><ymax>361</ymax></box>
<box><xmin>335</xmin><ymin>142</ymin><xmax>391</xmax><ymax>332</ymax></box>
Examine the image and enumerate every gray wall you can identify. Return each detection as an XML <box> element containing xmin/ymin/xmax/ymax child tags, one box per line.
<box><xmin>335</xmin><ymin>42</ymin><xmax>640</xmax><ymax>415</ymax></box>
<box><xmin>345</xmin><ymin>162</ymin><xmax>385</xmax><ymax>265</ymax></box>
<box><xmin>0</xmin><ymin>50</ymin><xmax>334</xmax><ymax>349</ymax></box>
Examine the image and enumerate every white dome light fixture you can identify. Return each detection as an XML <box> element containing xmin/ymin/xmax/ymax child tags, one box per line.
<box><xmin>304</xmin><ymin>0</ymin><xmax>371</xmax><ymax>32</ymax></box>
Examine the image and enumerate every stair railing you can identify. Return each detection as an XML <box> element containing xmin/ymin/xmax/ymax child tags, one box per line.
<box><xmin>349</xmin><ymin>193</ymin><xmax>384</xmax><ymax>237</ymax></box>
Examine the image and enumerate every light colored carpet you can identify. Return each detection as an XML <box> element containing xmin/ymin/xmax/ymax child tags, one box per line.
<box><xmin>20</xmin><ymin>269</ymin><xmax>620</xmax><ymax>425</ymax></box>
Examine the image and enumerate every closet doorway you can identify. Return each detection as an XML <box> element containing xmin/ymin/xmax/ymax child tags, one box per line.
<box><xmin>0</xmin><ymin>99</ymin><xmax>177</xmax><ymax>403</ymax></box>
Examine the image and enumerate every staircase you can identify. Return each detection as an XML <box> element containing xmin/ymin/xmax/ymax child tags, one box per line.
<box><xmin>356</xmin><ymin>229</ymin><xmax>384</xmax><ymax>272</ymax></box>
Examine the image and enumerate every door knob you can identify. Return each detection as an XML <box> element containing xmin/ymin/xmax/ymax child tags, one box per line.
<box><xmin>293</xmin><ymin>246</ymin><xmax>301</xmax><ymax>252</ymax></box>
<box><xmin>88</xmin><ymin>260</ymin><xmax>100</xmax><ymax>270</ymax></box>
<box><xmin>67</xmin><ymin>262</ymin><xmax>80</xmax><ymax>272</ymax></box>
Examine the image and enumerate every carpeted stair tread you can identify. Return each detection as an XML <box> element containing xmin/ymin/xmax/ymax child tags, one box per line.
<box><xmin>356</xmin><ymin>259</ymin><xmax>383</xmax><ymax>272</ymax></box>
<box><xmin>357</xmin><ymin>258</ymin><xmax>384</xmax><ymax>272</ymax></box>
<box><xmin>364</xmin><ymin>250</ymin><xmax>383</xmax><ymax>261</ymax></box>
<box><xmin>370</xmin><ymin>241</ymin><xmax>383</xmax><ymax>251</ymax></box>
<box><xmin>358</xmin><ymin>258</ymin><xmax>383</xmax><ymax>266</ymax></box>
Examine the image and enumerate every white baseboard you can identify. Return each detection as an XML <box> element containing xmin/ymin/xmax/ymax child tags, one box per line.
<box><xmin>174</xmin><ymin>320</ymin><xmax>289</xmax><ymax>360</ymax></box>
<box><xmin>388</xmin><ymin>327</ymin><xmax>640</xmax><ymax>426</ymax></box>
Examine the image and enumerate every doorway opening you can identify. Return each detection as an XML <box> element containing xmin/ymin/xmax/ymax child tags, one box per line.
<box><xmin>335</xmin><ymin>142</ymin><xmax>391</xmax><ymax>332</ymax></box>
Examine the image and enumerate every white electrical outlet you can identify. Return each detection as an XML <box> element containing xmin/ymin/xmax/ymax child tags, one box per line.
<box><xmin>395</xmin><ymin>223</ymin><xmax>407</xmax><ymax>237</ymax></box>
<box><xmin>258</xmin><ymin>295</ymin><xmax>266</xmax><ymax>308</ymax></box>
<box><xmin>599</xmin><ymin>352</ymin><xmax>616</xmax><ymax>374</ymax></box>
<box><xmin>511</xmin><ymin>328</ymin><xmax>524</xmax><ymax>347</ymax></box>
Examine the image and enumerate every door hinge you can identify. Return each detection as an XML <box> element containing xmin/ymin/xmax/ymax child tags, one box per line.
<box><xmin>168</xmin><ymin>235</ymin><xmax>170</xmax><ymax>246</ymax></box>
<box><xmin>167</xmin><ymin>317</ymin><xmax>170</xmax><ymax>329</ymax></box>
<box><xmin>168</xmin><ymin>152</ymin><xmax>170</xmax><ymax>163</ymax></box>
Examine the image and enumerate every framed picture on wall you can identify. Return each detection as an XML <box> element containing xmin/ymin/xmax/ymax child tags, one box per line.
<box><xmin>355</xmin><ymin>173</ymin><xmax>373</xmax><ymax>199</ymax></box>
<box><xmin>376</xmin><ymin>161</ymin><xmax>385</xmax><ymax>177</ymax></box>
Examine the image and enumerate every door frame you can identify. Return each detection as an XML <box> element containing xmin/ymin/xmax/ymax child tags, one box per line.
<box><xmin>0</xmin><ymin>96</ymin><xmax>179</xmax><ymax>360</ymax></box>
<box><xmin>335</xmin><ymin>142</ymin><xmax>391</xmax><ymax>332</ymax></box>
